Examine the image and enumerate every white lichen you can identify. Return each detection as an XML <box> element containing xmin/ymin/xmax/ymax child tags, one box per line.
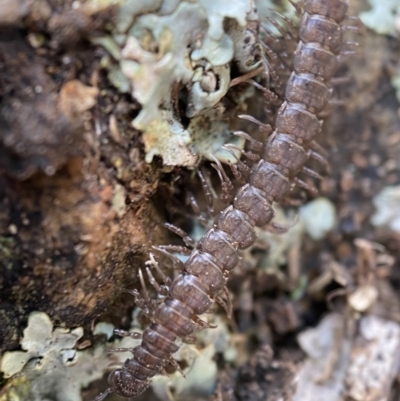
<box><xmin>370</xmin><ymin>185</ymin><xmax>400</xmax><ymax>232</ymax></box>
<box><xmin>346</xmin><ymin>315</ymin><xmax>400</xmax><ymax>401</ymax></box>
<box><xmin>95</xmin><ymin>0</ymin><xmax>263</xmax><ymax>166</ymax></box>
<box><xmin>187</xmin><ymin>108</ymin><xmax>245</xmax><ymax>164</ymax></box>
<box><xmin>0</xmin><ymin>313</ymin><xmax>117</xmax><ymax>401</ymax></box>
<box><xmin>0</xmin><ymin>312</ymin><xmax>83</xmax><ymax>378</ymax></box>
<box><xmin>294</xmin><ymin>313</ymin><xmax>351</xmax><ymax>401</ymax></box>
<box><xmin>299</xmin><ymin>197</ymin><xmax>336</xmax><ymax>240</ymax></box>
<box><xmin>140</xmin><ymin>109</ymin><xmax>196</xmax><ymax>165</ymax></box>
<box><xmin>295</xmin><ymin>313</ymin><xmax>400</xmax><ymax>401</ymax></box>
<box><xmin>93</xmin><ymin>321</ymin><xmax>115</xmax><ymax>340</ymax></box>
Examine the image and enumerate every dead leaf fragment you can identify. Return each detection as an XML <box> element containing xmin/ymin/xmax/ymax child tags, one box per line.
<box><xmin>58</xmin><ymin>80</ymin><xmax>99</xmax><ymax>118</ymax></box>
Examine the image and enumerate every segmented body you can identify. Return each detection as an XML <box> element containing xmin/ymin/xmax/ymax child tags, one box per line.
<box><xmin>96</xmin><ymin>0</ymin><xmax>349</xmax><ymax>399</ymax></box>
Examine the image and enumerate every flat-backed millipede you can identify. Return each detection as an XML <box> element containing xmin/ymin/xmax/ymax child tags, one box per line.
<box><xmin>95</xmin><ymin>0</ymin><xmax>352</xmax><ymax>399</ymax></box>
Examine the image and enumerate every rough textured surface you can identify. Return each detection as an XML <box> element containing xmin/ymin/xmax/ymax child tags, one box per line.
<box><xmin>0</xmin><ymin>1</ymin><xmax>164</xmax><ymax>355</ymax></box>
<box><xmin>0</xmin><ymin>156</ymin><xmax>161</xmax><ymax>353</ymax></box>
<box><xmin>0</xmin><ymin>29</ymin><xmax>91</xmax><ymax>179</ymax></box>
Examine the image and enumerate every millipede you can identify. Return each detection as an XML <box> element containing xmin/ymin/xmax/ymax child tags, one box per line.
<box><xmin>94</xmin><ymin>0</ymin><xmax>355</xmax><ymax>399</ymax></box>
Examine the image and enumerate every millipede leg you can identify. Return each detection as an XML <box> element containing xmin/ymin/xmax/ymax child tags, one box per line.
<box><xmin>259</xmin><ymin>41</ymin><xmax>280</xmax><ymax>84</ymax></box>
<box><xmin>270</xmin><ymin>10</ymin><xmax>299</xmax><ymax>39</ymax></box>
<box><xmin>343</xmin><ymin>23</ymin><xmax>365</xmax><ymax>35</ymax></box>
<box><xmin>214</xmin><ymin>287</ymin><xmax>233</xmax><ymax>319</ymax></box>
<box><xmin>328</xmin><ymin>98</ymin><xmax>346</xmax><ymax>107</ymax></box>
<box><xmin>308</xmin><ymin>149</ymin><xmax>330</xmax><ymax>173</ymax></box>
<box><xmin>210</xmin><ymin>155</ymin><xmax>234</xmax><ymax>201</ymax></box>
<box><xmin>268</xmin><ymin>216</ymin><xmax>297</xmax><ymax>234</ymax></box>
<box><xmin>107</xmin><ymin>346</ymin><xmax>139</xmax><ymax>354</ymax></box>
<box><xmin>146</xmin><ymin>253</ymin><xmax>172</xmax><ymax>286</ymax></box>
<box><xmin>294</xmin><ymin>177</ymin><xmax>318</xmax><ymax>196</ymax></box>
<box><xmin>193</xmin><ymin>315</ymin><xmax>218</xmax><ymax>329</ymax></box>
<box><xmin>221</xmin><ymin>145</ymin><xmax>251</xmax><ymax>178</ymax></box>
<box><xmin>229</xmin><ymin>65</ymin><xmax>264</xmax><ymax>87</ymax></box>
<box><xmin>343</xmin><ymin>41</ymin><xmax>360</xmax><ymax>49</ymax></box>
<box><xmin>163</xmin><ymin>223</ymin><xmax>195</xmax><ymax>248</ymax></box>
<box><xmin>246</xmin><ymin>78</ymin><xmax>281</xmax><ymax>105</ymax></box>
<box><xmin>228</xmin><ymin>162</ymin><xmax>243</xmax><ymax>181</ymax></box>
<box><xmin>182</xmin><ymin>335</ymin><xmax>197</xmax><ymax>344</ymax></box>
<box><xmin>330</xmin><ymin>76</ymin><xmax>352</xmax><ymax>86</ymax></box>
<box><xmin>146</xmin><ymin>267</ymin><xmax>169</xmax><ymax>296</ymax></box>
<box><xmin>237</xmin><ymin>117</ymin><xmax>272</xmax><ymax>137</ymax></box>
<box><xmin>310</xmin><ymin>140</ymin><xmax>328</xmax><ymax>158</ymax></box>
<box><xmin>338</xmin><ymin>50</ymin><xmax>361</xmax><ymax>64</ymax></box>
<box><xmin>152</xmin><ymin>246</ymin><xmax>184</xmax><ymax>271</ymax></box>
<box><xmin>301</xmin><ymin>166</ymin><xmax>323</xmax><ymax>181</ymax></box>
<box><xmin>287</xmin><ymin>0</ymin><xmax>303</xmax><ymax>17</ymax></box>
<box><xmin>114</xmin><ymin>329</ymin><xmax>142</xmax><ymax>339</ymax></box>
<box><xmin>197</xmin><ymin>169</ymin><xmax>215</xmax><ymax>215</ymax></box>
<box><xmin>224</xmin><ymin>143</ymin><xmax>260</xmax><ymax>162</ymax></box>
<box><xmin>138</xmin><ymin>269</ymin><xmax>157</xmax><ymax>313</ymax></box>
<box><xmin>261</xmin><ymin>24</ymin><xmax>279</xmax><ymax>45</ymax></box>
<box><xmin>260</xmin><ymin>34</ymin><xmax>292</xmax><ymax>70</ymax></box>
<box><xmin>266</xmin><ymin>16</ymin><xmax>287</xmax><ymax>38</ymax></box>
<box><xmin>167</xmin><ymin>356</ymin><xmax>186</xmax><ymax>378</ymax></box>
<box><xmin>186</xmin><ymin>191</ymin><xmax>208</xmax><ymax>226</ymax></box>
<box><xmin>94</xmin><ymin>388</ymin><xmax>113</xmax><ymax>401</ymax></box>
<box><xmin>122</xmin><ymin>288</ymin><xmax>155</xmax><ymax>312</ymax></box>
<box><xmin>157</xmin><ymin>244</ymin><xmax>192</xmax><ymax>256</ymax></box>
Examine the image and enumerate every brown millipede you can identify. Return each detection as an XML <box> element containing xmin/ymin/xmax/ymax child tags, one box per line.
<box><xmin>94</xmin><ymin>1</ymin><xmax>352</xmax><ymax>399</ymax></box>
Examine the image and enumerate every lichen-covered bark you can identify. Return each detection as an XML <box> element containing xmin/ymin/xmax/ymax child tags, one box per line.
<box><xmin>0</xmin><ymin>4</ymin><xmax>164</xmax><ymax>353</ymax></box>
<box><xmin>0</xmin><ymin>154</ymin><xmax>163</xmax><ymax>353</ymax></box>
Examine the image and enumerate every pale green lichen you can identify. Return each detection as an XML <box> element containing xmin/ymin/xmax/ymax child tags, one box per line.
<box><xmin>371</xmin><ymin>185</ymin><xmax>400</xmax><ymax>232</ymax></box>
<box><xmin>96</xmin><ymin>0</ymin><xmax>263</xmax><ymax>166</ymax></box>
<box><xmin>140</xmin><ymin>106</ymin><xmax>245</xmax><ymax>165</ymax></box>
<box><xmin>187</xmin><ymin>64</ymin><xmax>231</xmax><ymax>118</ymax></box>
<box><xmin>187</xmin><ymin>108</ymin><xmax>245</xmax><ymax>164</ymax></box>
<box><xmin>196</xmin><ymin>0</ymin><xmax>251</xmax><ymax>41</ymax></box>
<box><xmin>299</xmin><ymin>197</ymin><xmax>336</xmax><ymax>240</ymax></box>
<box><xmin>294</xmin><ymin>313</ymin><xmax>350</xmax><ymax>401</ymax></box>
<box><xmin>122</xmin><ymin>1</ymin><xmax>203</xmax><ymax>129</ymax></box>
<box><xmin>93</xmin><ymin>321</ymin><xmax>115</xmax><ymax>340</ymax></box>
<box><xmin>360</xmin><ymin>0</ymin><xmax>400</xmax><ymax>35</ymax></box>
<box><xmin>0</xmin><ymin>313</ymin><xmax>116</xmax><ymax>401</ymax></box>
<box><xmin>1</xmin><ymin>312</ymin><xmax>83</xmax><ymax>378</ymax></box>
<box><xmin>141</xmin><ymin>109</ymin><xmax>196</xmax><ymax>164</ymax></box>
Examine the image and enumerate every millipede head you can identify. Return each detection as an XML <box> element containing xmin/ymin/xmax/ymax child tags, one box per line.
<box><xmin>108</xmin><ymin>369</ymin><xmax>150</xmax><ymax>398</ymax></box>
